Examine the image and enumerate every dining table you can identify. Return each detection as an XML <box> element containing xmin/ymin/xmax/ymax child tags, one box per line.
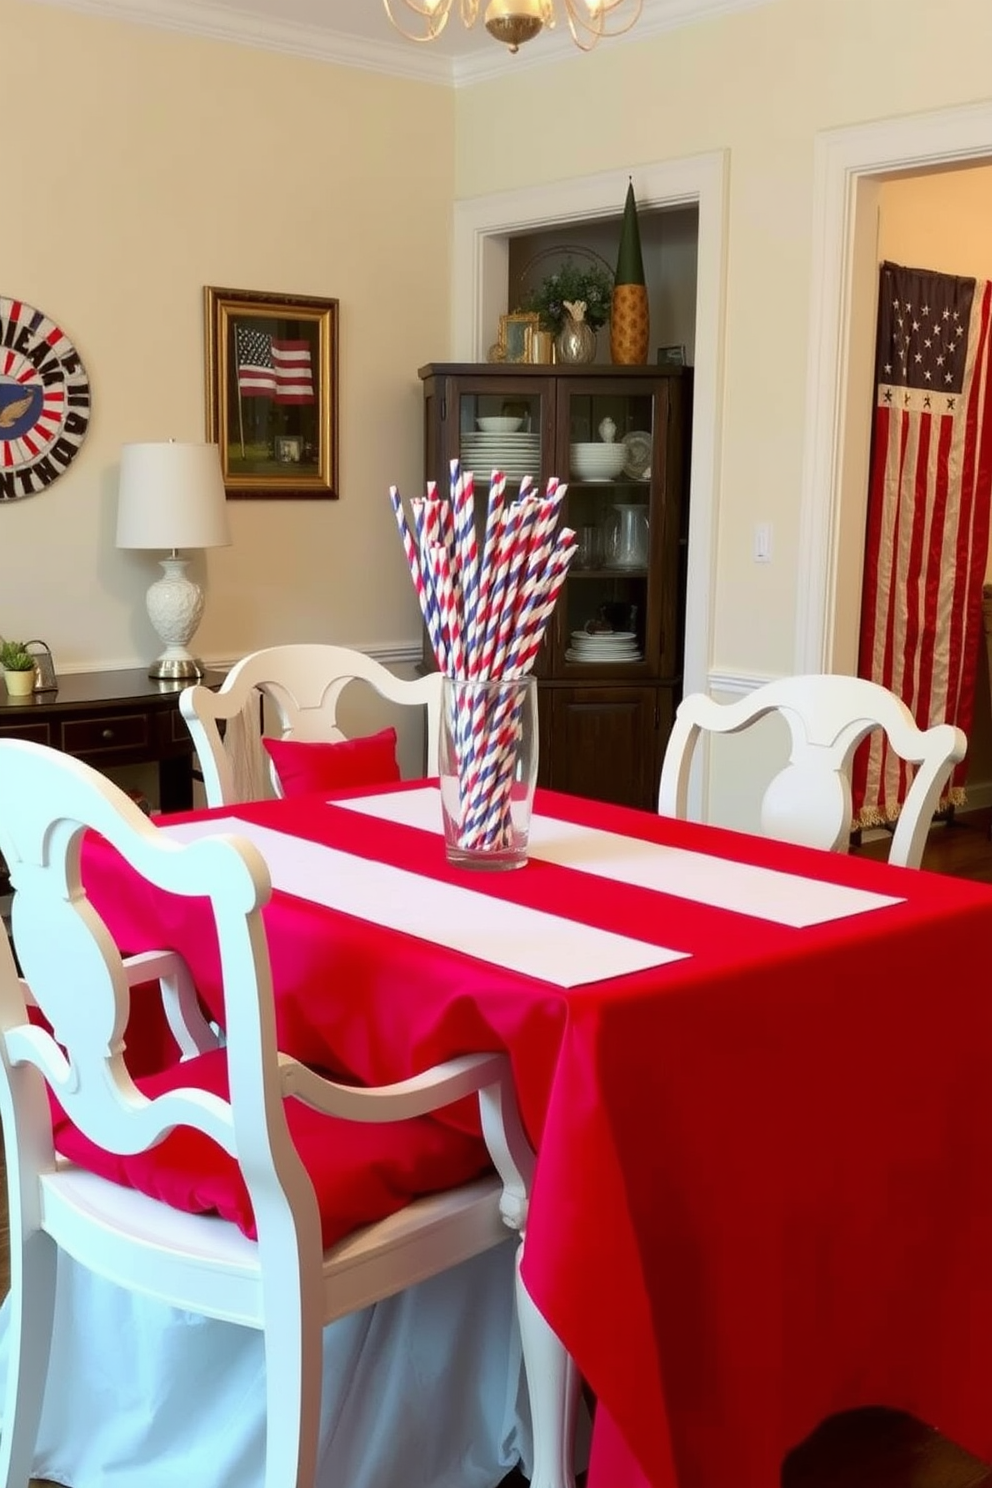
<box><xmin>78</xmin><ymin>777</ymin><xmax>992</xmax><ymax>1488</ymax></box>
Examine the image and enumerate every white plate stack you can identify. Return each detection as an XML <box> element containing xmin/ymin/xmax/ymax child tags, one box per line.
<box><xmin>566</xmin><ymin>630</ymin><xmax>643</xmax><ymax>663</ymax></box>
<box><xmin>460</xmin><ymin>431</ymin><xmax>541</xmax><ymax>481</ymax></box>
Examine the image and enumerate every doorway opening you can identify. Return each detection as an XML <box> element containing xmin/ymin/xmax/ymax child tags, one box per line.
<box><xmin>797</xmin><ymin>105</ymin><xmax>992</xmax><ymax>802</ymax></box>
<box><xmin>452</xmin><ymin>153</ymin><xmax>728</xmax><ymax>702</ymax></box>
<box><xmin>797</xmin><ymin>101</ymin><xmax>992</xmax><ymax>678</ymax></box>
<box><xmin>505</xmin><ymin>205</ymin><xmax>699</xmax><ymax>370</ymax></box>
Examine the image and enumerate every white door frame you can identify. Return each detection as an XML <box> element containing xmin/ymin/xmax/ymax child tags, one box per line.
<box><xmin>796</xmin><ymin>100</ymin><xmax>992</xmax><ymax>673</ymax></box>
<box><xmin>451</xmin><ymin>152</ymin><xmax>728</xmax><ymax>701</ymax></box>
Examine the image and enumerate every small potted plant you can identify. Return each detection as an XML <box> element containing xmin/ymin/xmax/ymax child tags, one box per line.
<box><xmin>1</xmin><ymin>641</ymin><xmax>36</xmax><ymax>696</ymax></box>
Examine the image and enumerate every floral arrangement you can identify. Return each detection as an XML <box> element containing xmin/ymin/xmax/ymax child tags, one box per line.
<box><xmin>521</xmin><ymin>258</ymin><xmax>614</xmax><ymax>337</ymax></box>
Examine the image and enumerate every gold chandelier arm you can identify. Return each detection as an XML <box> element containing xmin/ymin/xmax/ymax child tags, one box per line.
<box><xmin>562</xmin><ymin>0</ymin><xmax>642</xmax><ymax>49</ymax></box>
<box><xmin>382</xmin><ymin>0</ymin><xmax>482</xmax><ymax>42</ymax></box>
<box><xmin>383</xmin><ymin>0</ymin><xmax>639</xmax><ymax>51</ymax></box>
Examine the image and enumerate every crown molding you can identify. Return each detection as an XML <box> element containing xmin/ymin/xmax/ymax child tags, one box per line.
<box><xmin>452</xmin><ymin>0</ymin><xmax>770</xmax><ymax>84</ymax></box>
<box><xmin>24</xmin><ymin>0</ymin><xmax>771</xmax><ymax>86</ymax></box>
<box><xmin>22</xmin><ymin>0</ymin><xmax>456</xmax><ymax>82</ymax></box>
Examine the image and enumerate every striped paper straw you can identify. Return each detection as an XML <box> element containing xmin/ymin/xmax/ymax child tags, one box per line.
<box><xmin>391</xmin><ymin>468</ymin><xmax>576</xmax><ymax>856</ymax></box>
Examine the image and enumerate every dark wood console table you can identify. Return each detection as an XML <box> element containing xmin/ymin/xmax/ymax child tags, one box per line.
<box><xmin>0</xmin><ymin>668</ymin><xmax>225</xmax><ymax>813</ymax></box>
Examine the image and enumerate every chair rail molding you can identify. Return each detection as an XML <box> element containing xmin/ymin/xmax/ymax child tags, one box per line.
<box><xmin>211</xmin><ymin>642</ymin><xmax>423</xmax><ymax>673</ymax></box>
<box><xmin>48</xmin><ymin>642</ymin><xmax>424</xmax><ymax>677</ymax></box>
<box><xmin>796</xmin><ymin>98</ymin><xmax>992</xmax><ymax>675</ymax></box>
<box><xmin>452</xmin><ymin>151</ymin><xmax>728</xmax><ymax>705</ymax></box>
<box><xmin>706</xmin><ymin>668</ymin><xmax>779</xmax><ymax>697</ymax></box>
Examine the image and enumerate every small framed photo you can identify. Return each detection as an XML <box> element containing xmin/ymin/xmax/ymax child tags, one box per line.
<box><xmin>499</xmin><ymin>311</ymin><xmax>541</xmax><ymax>365</ymax></box>
<box><xmin>275</xmin><ymin>435</ymin><xmax>303</xmax><ymax>464</ymax></box>
<box><xmin>657</xmin><ymin>343</ymin><xmax>686</xmax><ymax>368</ymax></box>
<box><xmin>204</xmin><ymin>285</ymin><xmax>339</xmax><ymax>500</ymax></box>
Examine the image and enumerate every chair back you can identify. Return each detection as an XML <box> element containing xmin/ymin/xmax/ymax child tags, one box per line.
<box><xmin>0</xmin><ymin>738</ymin><xmax>313</xmax><ymax>1246</ymax></box>
<box><xmin>657</xmin><ymin>673</ymin><xmax>967</xmax><ymax>869</ymax></box>
<box><xmin>0</xmin><ymin>738</ymin><xmax>561</xmax><ymax>1488</ymax></box>
<box><xmin>181</xmin><ymin>644</ymin><xmax>443</xmax><ymax>806</ymax></box>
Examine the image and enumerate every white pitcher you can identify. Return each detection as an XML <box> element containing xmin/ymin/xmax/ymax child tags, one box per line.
<box><xmin>607</xmin><ymin>503</ymin><xmax>649</xmax><ymax>568</ymax></box>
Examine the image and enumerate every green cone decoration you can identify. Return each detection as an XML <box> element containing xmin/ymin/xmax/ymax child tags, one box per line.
<box><xmin>615</xmin><ymin>178</ymin><xmax>646</xmax><ymax>286</ymax></box>
<box><xmin>611</xmin><ymin>178</ymin><xmax>650</xmax><ymax>365</ymax></box>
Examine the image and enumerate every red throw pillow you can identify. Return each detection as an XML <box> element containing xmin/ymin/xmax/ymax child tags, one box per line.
<box><xmin>49</xmin><ymin>1049</ymin><xmax>492</xmax><ymax>1248</ymax></box>
<box><xmin>262</xmin><ymin>728</ymin><xmax>401</xmax><ymax>797</ymax></box>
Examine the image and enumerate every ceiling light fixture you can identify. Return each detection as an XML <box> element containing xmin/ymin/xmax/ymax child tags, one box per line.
<box><xmin>382</xmin><ymin>0</ymin><xmax>642</xmax><ymax>54</ymax></box>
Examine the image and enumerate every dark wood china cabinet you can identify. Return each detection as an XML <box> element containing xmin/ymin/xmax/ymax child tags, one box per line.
<box><xmin>419</xmin><ymin>363</ymin><xmax>692</xmax><ymax>811</ymax></box>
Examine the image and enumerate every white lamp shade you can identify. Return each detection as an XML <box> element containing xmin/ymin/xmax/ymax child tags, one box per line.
<box><xmin>116</xmin><ymin>442</ymin><xmax>231</xmax><ymax>551</ymax></box>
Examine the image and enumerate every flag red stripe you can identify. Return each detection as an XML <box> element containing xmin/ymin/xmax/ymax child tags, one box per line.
<box><xmin>948</xmin><ymin>284</ymin><xmax>992</xmax><ymax>785</ymax></box>
<box><xmin>271</xmin><ymin>339</ymin><xmax>314</xmax><ymax>405</ymax></box>
<box><xmin>875</xmin><ymin>414</ymin><xmax>914</xmax><ymax>812</ymax></box>
<box><xmin>852</xmin><ymin>407</ymin><xmax>893</xmax><ymax>812</ymax></box>
<box><xmin>911</xmin><ymin>410</ymin><xmax>944</xmax><ymax>727</ymax></box>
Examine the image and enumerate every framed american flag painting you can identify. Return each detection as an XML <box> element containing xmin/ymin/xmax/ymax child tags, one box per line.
<box><xmin>204</xmin><ymin>286</ymin><xmax>339</xmax><ymax>500</ymax></box>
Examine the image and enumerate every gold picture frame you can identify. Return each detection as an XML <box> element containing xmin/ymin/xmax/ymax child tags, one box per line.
<box><xmin>499</xmin><ymin>311</ymin><xmax>541</xmax><ymax>365</ymax></box>
<box><xmin>204</xmin><ymin>286</ymin><xmax>339</xmax><ymax>500</ymax></box>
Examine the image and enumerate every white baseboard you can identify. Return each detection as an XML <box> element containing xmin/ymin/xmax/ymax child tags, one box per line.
<box><xmin>957</xmin><ymin>779</ymin><xmax>992</xmax><ymax>813</ymax></box>
<box><xmin>864</xmin><ymin>778</ymin><xmax>992</xmax><ymax>839</ymax></box>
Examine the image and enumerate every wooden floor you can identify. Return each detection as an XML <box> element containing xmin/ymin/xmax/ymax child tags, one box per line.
<box><xmin>6</xmin><ymin>807</ymin><xmax>992</xmax><ymax>1488</ymax></box>
<box><xmin>854</xmin><ymin>801</ymin><xmax>992</xmax><ymax>882</ymax></box>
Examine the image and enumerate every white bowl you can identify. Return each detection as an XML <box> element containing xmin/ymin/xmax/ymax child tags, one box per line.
<box><xmin>570</xmin><ymin>442</ymin><xmax>627</xmax><ymax>481</ymax></box>
<box><xmin>477</xmin><ymin>416</ymin><xmax>523</xmax><ymax>434</ymax></box>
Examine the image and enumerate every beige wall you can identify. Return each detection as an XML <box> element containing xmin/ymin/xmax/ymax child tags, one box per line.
<box><xmin>450</xmin><ymin>0</ymin><xmax>992</xmax><ymax>824</ymax></box>
<box><xmin>878</xmin><ymin>164</ymin><xmax>992</xmax><ymax>279</ymax></box>
<box><xmin>10</xmin><ymin>0</ymin><xmax>992</xmax><ymax>817</ymax></box>
<box><xmin>2</xmin><ymin>0</ymin><xmax>454</xmax><ymax>671</ymax></box>
<box><xmin>454</xmin><ymin>0</ymin><xmax>992</xmax><ymax>684</ymax></box>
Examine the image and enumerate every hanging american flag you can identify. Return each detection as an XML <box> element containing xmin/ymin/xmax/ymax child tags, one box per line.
<box><xmin>271</xmin><ymin>339</ymin><xmax>315</xmax><ymax>404</ymax></box>
<box><xmin>853</xmin><ymin>260</ymin><xmax>992</xmax><ymax>828</ymax></box>
<box><xmin>235</xmin><ymin>325</ymin><xmax>276</xmax><ymax>398</ymax></box>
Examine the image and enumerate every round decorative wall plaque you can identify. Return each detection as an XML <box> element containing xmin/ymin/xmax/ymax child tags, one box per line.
<box><xmin>0</xmin><ymin>296</ymin><xmax>91</xmax><ymax>501</ymax></box>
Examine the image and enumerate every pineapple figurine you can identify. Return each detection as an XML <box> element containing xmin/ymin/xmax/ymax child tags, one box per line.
<box><xmin>611</xmin><ymin>179</ymin><xmax>650</xmax><ymax>365</ymax></box>
<box><xmin>556</xmin><ymin>299</ymin><xmax>597</xmax><ymax>364</ymax></box>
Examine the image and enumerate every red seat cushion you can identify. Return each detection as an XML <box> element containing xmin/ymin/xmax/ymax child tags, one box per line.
<box><xmin>262</xmin><ymin>729</ymin><xmax>401</xmax><ymax>798</ymax></box>
<box><xmin>50</xmin><ymin>1049</ymin><xmax>492</xmax><ymax>1247</ymax></box>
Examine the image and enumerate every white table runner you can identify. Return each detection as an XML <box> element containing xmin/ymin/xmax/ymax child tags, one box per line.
<box><xmin>161</xmin><ymin>818</ymin><xmax>687</xmax><ymax>989</ymax></box>
<box><xmin>336</xmin><ymin>787</ymin><xmax>904</xmax><ymax>929</ymax></box>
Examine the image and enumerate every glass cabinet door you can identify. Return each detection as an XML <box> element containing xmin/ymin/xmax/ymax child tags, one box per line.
<box><xmin>451</xmin><ymin>380</ymin><xmax>548</xmax><ymax>495</ymax></box>
<box><xmin>554</xmin><ymin>378</ymin><xmax>667</xmax><ymax>676</ymax></box>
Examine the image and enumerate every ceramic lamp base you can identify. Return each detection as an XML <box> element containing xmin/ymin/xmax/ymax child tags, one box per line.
<box><xmin>145</xmin><ymin>555</ymin><xmax>206</xmax><ymax>682</ymax></box>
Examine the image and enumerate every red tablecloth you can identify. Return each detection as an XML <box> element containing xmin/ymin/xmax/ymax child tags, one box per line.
<box><xmin>81</xmin><ymin>783</ymin><xmax>992</xmax><ymax>1488</ymax></box>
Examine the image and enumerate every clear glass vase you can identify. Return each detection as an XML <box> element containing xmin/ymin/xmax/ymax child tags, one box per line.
<box><xmin>438</xmin><ymin>675</ymin><xmax>538</xmax><ymax>871</ymax></box>
<box><xmin>555</xmin><ymin>315</ymin><xmax>597</xmax><ymax>364</ymax></box>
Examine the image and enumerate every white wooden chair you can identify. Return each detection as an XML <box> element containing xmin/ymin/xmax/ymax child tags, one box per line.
<box><xmin>0</xmin><ymin>739</ymin><xmax>578</xmax><ymax>1488</ymax></box>
<box><xmin>180</xmin><ymin>644</ymin><xmax>443</xmax><ymax>807</ymax></box>
<box><xmin>657</xmin><ymin>673</ymin><xmax>967</xmax><ymax>870</ymax></box>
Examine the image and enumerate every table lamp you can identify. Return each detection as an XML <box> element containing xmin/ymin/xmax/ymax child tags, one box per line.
<box><xmin>116</xmin><ymin>441</ymin><xmax>231</xmax><ymax>681</ymax></box>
